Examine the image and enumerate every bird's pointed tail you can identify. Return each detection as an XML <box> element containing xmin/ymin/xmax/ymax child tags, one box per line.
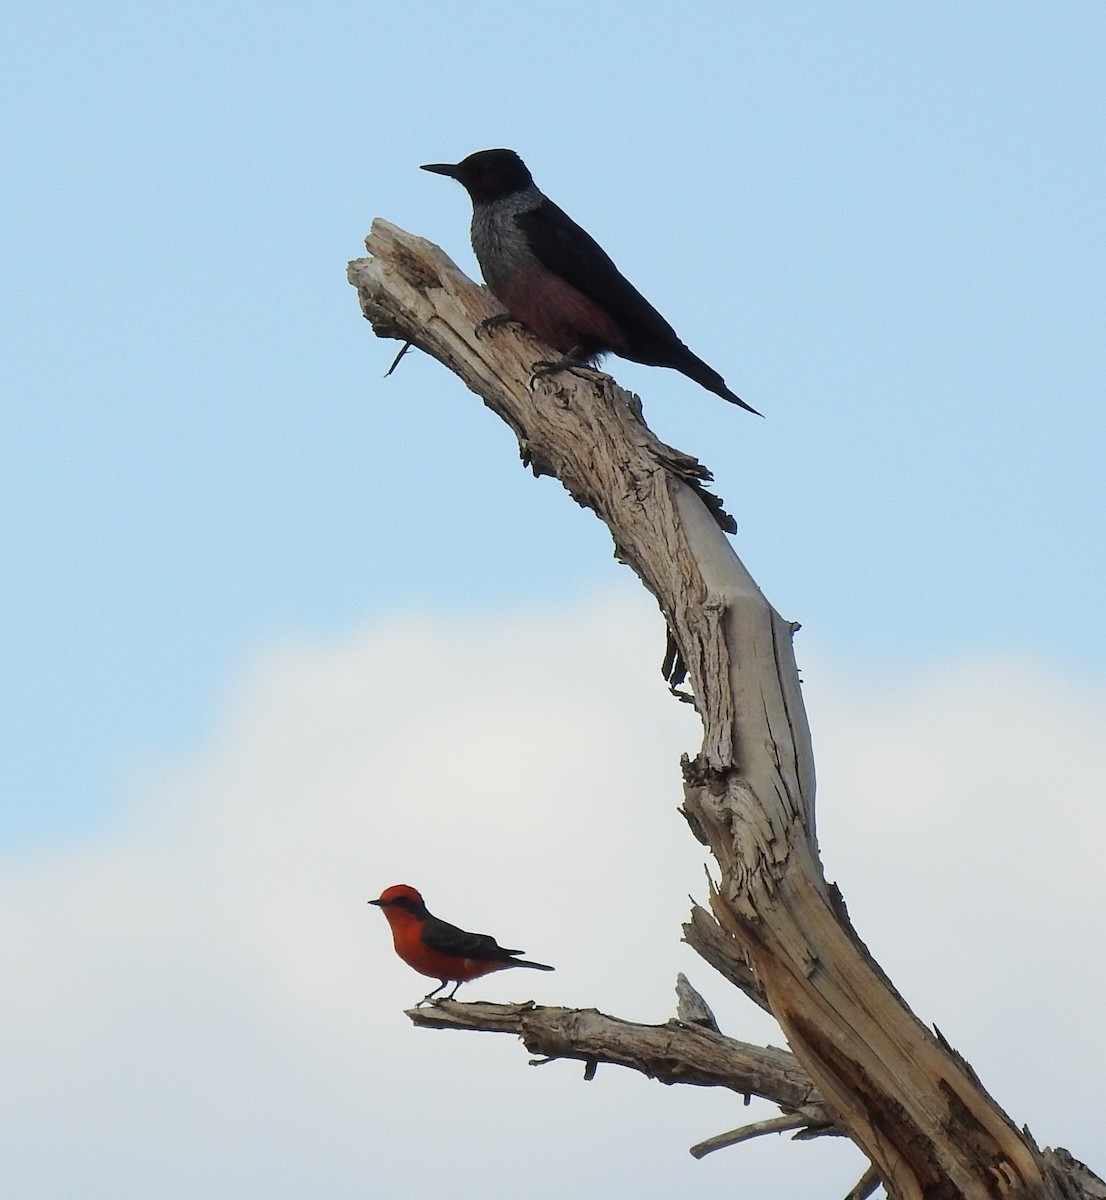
<box><xmin>678</xmin><ymin>350</ymin><xmax>763</xmax><ymax>416</ymax></box>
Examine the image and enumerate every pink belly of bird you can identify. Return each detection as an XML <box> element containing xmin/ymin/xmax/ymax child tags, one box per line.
<box><xmin>497</xmin><ymin>268</ymin><xmax>625</xmax><ymax>354</ymax></box>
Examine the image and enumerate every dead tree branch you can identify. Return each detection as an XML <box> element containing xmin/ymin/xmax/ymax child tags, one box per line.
<box><xmin>844</xmin><ymin>1164</ymin><xmax>884</xmax><ymax>1200</ymax></box>
<box><xmin>408</xmin><ymin>999</ymin><xmax>831</xmax><ymax>1130</ymax></box>
<box><xmin>689</xmin><ymin>1113</ymin><xmax>814</xmax><ymax>1160</ymax></box>
<box><xmin>349</xmin><ymin>220</ymin><xmax>1102</xmax><ymax>1200</ymax></box>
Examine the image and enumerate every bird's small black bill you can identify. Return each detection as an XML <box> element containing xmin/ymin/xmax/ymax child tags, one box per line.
<box><xmin>420</xmin><ymin>163</ymin><xmax>461</xmax><ymax>178</ymax></box>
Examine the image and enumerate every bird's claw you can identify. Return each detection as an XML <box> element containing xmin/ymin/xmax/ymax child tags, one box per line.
<box><xmin>475</xmin><ymin>314</ymin><xmax>516</xmax><ymax>339</ymax></box>
<box><xmin>529</xmin><ymin>360</ymin><xmax>603</xmax><ymax>390</ymax></box>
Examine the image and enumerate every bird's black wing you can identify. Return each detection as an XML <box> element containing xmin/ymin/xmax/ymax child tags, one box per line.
<box><xmin>420</xmin><ymin>913</ymin><xmax>522</xmax><ymax>962</ymax></box>
<box><xmin>516</xmin><ymin>194</ymin><xmax>759</xmax><ymax>412</ymax></box>
<box><xmin>515</xmin><ymin>198</ymin><xmax>681</xmax><ymax>346</ymax></box>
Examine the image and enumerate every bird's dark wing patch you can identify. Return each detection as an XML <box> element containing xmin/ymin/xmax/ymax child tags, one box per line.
<box><xmin>420</xmin><ymin>915</ymin><xmax>522</xmax><ymax>963</ymax></box>
<box><xmin>515</xmin><ymin>199</ymin><xmax>680</xmax><ymax>348</ymax></box>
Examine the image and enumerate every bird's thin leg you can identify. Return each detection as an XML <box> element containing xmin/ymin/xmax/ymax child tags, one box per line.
<box><xmin>529</xmin><ymin>345</ymin><xmax>604</xmax><ymax>389</ymax></box>
<box><xmin>445</xmin><ymin>980</ymin><xmax>463</xmax><ymax>1000</ymax></box>
<box><xmin>419</xmin><ymin>980</ymin><xmax>449</xmax><ymax>1006</ymax></box>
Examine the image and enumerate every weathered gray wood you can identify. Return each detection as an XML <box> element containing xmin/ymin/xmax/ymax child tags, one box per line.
<box><xmin>407</xmin><ymin>999</ymin><xmax>831</xmax><ymax>1126</ymax></box>
<box><xmin>688</xmin><ymin>1112</ymin><xmax>813</xmax><ymax>1160</ymax></box>
<box><xmin>348</xmin><ymin>220</ymin><xmax>1101</xmax><ymax>1200</ymax></box>
<box><xmin>674</xmin><ymin>972</ymin><xmax>721</xmax><ymax>1032</ymax></box>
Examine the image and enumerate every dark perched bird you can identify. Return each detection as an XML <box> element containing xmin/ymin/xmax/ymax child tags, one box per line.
<box><xmin>421</xmin><ymin>149</ymin><xmax>760</xmax><ymax>415</ymax></box>
<box><xmin>370</xmin><ymin>883</ymin><xmax>554</xmax><ymax>1003</ymax></box>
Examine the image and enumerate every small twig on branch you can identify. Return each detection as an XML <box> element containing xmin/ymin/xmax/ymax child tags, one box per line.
<box><xmin>384</xmin><ymin>340</ymin><xmax>412</xmax><ymax>376</ymax></box>
<box><xmin>689</xmin><ymin>1112</ymin><xmax>808</xmax><ymax>1160</ymax></box>
<box><xmin>844</xmin><ymin>1163</ymin><xmax>883</xmax><ymax>1200</ymax></box>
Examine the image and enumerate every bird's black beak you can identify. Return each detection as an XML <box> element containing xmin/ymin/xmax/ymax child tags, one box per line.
<box><xmin>420</xmin><ymin>162</ymin><xmax>462</xmax><ymax>179</ymax></box>
<box><xmin>368</xmin><ymin>899</ymin><xmax>383</xmax><ymax>906</ymax></box>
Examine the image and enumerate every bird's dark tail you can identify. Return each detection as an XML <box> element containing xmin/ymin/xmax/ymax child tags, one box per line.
<box><xmin>514</xmin><ymin>959</ymin><xmax>555</xmax><ymax>971</ymax></box>
<box><xmin>675</xmin><ymin>350</ymin><xmax>763</xmax><ymax>417</ymax></box>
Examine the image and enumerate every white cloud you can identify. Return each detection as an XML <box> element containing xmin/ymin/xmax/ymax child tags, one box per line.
<box><xmin>2</xmin><ymin>593</ymin><xmax>1101</xmax><ymax>1197</ymax></box>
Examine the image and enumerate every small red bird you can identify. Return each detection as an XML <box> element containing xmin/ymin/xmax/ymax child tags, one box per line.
<box><xmin>369</xmin><ymin>884</ymin><xmax>554</xmax><ymax>1002</ymax></box>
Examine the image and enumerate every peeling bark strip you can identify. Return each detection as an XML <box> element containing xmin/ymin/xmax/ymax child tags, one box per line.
<box><xmin>348</xmin><ymin>222</ymin><xmax>1101</xmax><ymax>1200</ymax></box>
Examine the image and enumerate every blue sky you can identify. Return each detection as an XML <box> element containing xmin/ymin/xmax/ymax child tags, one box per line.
<box><xmin>3</xmin><ymin>2</ymin><xmax>1104</xmax><ymax>1195</ymax></box>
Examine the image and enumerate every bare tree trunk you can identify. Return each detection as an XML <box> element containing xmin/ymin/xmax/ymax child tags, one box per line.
<box><xmin>348</xmin><ymin>220</ymin><xmax>1103</xmax><ymax>1200</ymax></box>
